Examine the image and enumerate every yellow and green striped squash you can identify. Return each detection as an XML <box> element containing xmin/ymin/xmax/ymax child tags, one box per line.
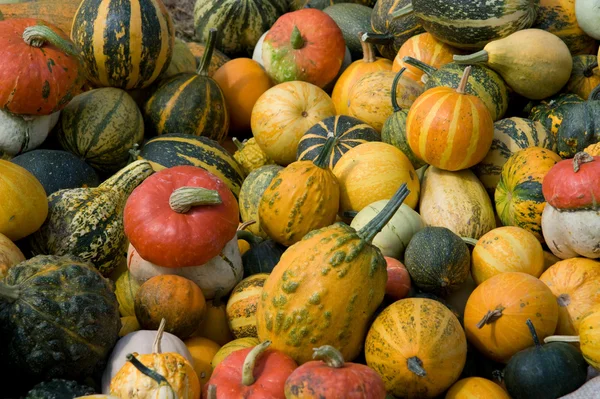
<box><xmin>225</xmin><ymin>273</ymin><xmax>269</xmax><ymax>339</ymax></box>
<box><xmin>210</xmin><ymin>337</ymin><xmax>260</xmax><ymax>368</ymax></box>
<box><xmin>494</xmin><ymin>147</ymin><xmax>562</xmax><ymax>243</ymax></box>
<box><xmin>239</xmin><ymin>164</ymin><xmax>283</xmax><ymax>239</ymax></box>
<box><xmin>71</xmin><ymin>0</ymin><xmax>175</xmax><ymax>90</ymax></box>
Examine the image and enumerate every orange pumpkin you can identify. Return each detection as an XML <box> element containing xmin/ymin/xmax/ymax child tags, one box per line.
<box><xmin>135</xmin><ymin>275</ymin><xmax>207</xmax><ymax>339</ymax></box>
<box><xmin>464</xmin><ymin>272</ymin><xmax>559</xmax><ymax>363</ymax></box>
<box><xmin>406</xmin><ymin>66</ymin><xmax>494</xmax><ymax>171</ymax></box>
<box><xmin>539</xmin><ymin>257</ymin><xmax>600</xmax><ymax>336</ymax></box>
<box><xmin>331</xmin><ymin>35</ymin><xmax>393</xmax><ymax>115</ymax></box>
<box><xmin>184</xmin><ymin>336</ymin><xmax>221</xmax><ymax>386</ymax></box>
<box><xmin>213</xmin><ymin>58</ymin><xmax>272</xmax><ymax>134</ymax></box>
<box><xmin>193</xmin><ymin>293</ymin><xmax>234</xmax><ymax>346</ymax></box>
<box><xmin>392</xmin><ymin>32</ymin><xmax>461</xmax><ymax>85</ymax></box>
<box><xmin>0</xmin><ymin>232</ymin><xmax>25</xmax><ymax>279</ymax></box>
<box><xmin>446</xmin><ymin>377</ymin><xmax>511</xmax><ymax>399</ymax></box>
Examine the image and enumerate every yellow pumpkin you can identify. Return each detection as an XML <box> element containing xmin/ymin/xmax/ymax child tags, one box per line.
<box><xmin>539</xmin><ymin>258</ymin><xmax>600</xmax><ymax>336</ymax></box>
<box><xmin>210</xmin><ymin>337</ymin><xmax>260</xmax><ymax>369</ymax></box>
<box><xmin>584</xmin><ymin>142</ymin><xmax>600</xmax><ymax>156</ymax></box>
<box><xmin>184</xmin><ymin>336</ymin><xmax>221</xmax><ymax>386</ymax></box>
<box><xmin>0</xmin><ymin>232</ymin><xmax>25</xmax><ymax>279</ymax></box>
<box><xmin>226</xmin><ymin>274</ymin><xmax>268</xmax><ymax>338</ymax></box>
<box><xmin>116</xmin><ymin>270</ymin><xmax>141</xmax><ymax>317</ymax></box>
<box><xmin>193</xmin><ymin>294</ymin><xmax>234</xmax><ymax>346</ymax></box>
<box><xmin>579</xmin><ymin>306</ymin><xmax>600</xmax><ymax>369</ymax></box>
<box><xmin>446</xmin><ymin>377</ymin><xmax>510</xmax><ymax>399</ymax></box>
<box><xmin>332</xmin><ymin>142</ymin><xmax>420</xmax><ymax>217</ymax></box>
<box><xmin>0</xmin><ymin>160</ymin><xmax>48</xmax><ymax>241</ymax></box>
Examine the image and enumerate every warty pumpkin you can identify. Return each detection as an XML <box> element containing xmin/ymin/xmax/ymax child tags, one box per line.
<box><xmin>226</xmin><ymin>274</ymin><xmax>268</xmax><ymax>339</ymax></box>
<box><xmin>0</xmin><ymin>233</ymin><xmax>25</xmax><ymax>279</ymax></box>
<box><xmin>232</xmin><ymin>137</ymin><xmax>275</xmax><ymax>175</ymax></box>
<box><xmin>584</xmin><ymin>142</ymin><xmax>600</xmax><ymax>156</ymax></box>
<box><xmin>567</xmin><ymin>55</ymin><xmax>600</xmax><ymax>99</ymax></box>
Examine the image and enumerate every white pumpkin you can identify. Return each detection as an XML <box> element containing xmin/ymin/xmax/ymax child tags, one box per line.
<box><xmin>541</xmin><ymin>204</ymin><xmax>600</xmax><ymax>259</ymax></box>
<box><xmin>127</xmin><ymin>236</ymin><xmax>243</xmax><ymax>299</ymax></box>
<box><xmin>575</xmin><ymin>0</ymin><xmax>600</xmax><ymax>40</ymax></box>
<box><xmin>252</xmin><ymin>31</ymin><xmax>268</xmax><ymax>65</ymax></box>
<box><xmin>0</xmin><ymin>110</ymin><xmax>60</xmax><ymax>156</ymax></box>
<box><xmin>350</xmin><ymin>200</ymin><xmax>424</xmax><ymax>259</ymax></box>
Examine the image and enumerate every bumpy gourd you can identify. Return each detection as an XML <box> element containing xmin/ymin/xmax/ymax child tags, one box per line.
<box><xmin>233</xmin><ymin>137</ymin><xmax>275</xmax><ymax>175</ymax></box>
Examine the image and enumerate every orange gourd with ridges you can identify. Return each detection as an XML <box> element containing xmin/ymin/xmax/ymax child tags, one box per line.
<box><xmin>406</xmin><ymin>66</ymin><xmax>494</xmax><ymax>171</ymax></box>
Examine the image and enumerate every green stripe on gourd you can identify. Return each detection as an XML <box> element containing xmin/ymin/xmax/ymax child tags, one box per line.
<box><xmin>528</xmin><ymin>93</ymin><xmax>584</xmax><ymax>138</ymax></box>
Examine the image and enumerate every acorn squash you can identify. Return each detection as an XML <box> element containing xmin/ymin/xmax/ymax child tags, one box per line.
<box><xmin>567</xmin><ymin>55</ymin><xmax>600</xmax><ymax>100</ymax></box>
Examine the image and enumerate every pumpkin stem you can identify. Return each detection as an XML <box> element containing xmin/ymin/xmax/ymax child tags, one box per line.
<box><xmin>454</xmin><ymin>50</ymin><xmax>489</xmax><ymax>65</ymax></box>
<box><xmin>359</xmin><ymin>32</ymin><xmax>376</xmax><ymax>63</ymax></box>
<box><xmin>153</xmin><ymin>318</ymin><xmax>166</xmax><ymax>354</ymax></box>
<box><xmin>461</xmin><ymin>237</ymin><xmax>479</xmax><ymax>246</ymax></box>
<box><xmin>402</xmin><ymin>56</ymin><xmax>438</xmax><ymax>77</ymax></box>
<box><xmin>476</xmin><ymin>306</ymin><xmax>504</xmax><ymax>329</ymax></box>
<box><xmin>236</xmin><ymin>230</ymin><xmax>263</xmax><ymax>246</ymax></box>
<box><xmin>312</xmin><ymin>345</ymin><xmax>345</xmax><ymax>368</ymax></box>
<box><xmin>238</xmin><ymin>220</ymin><xmax>257</xmax><ymax>231</ymax></box>
<box><xmin>525</xmin><ymin>319</ymin><xmax>542</xmax><ymax>348</ymax></box>
<box><xmin>207</xmin><ymin>384</ymin><xmax>217</xmax><ymax>399</ymax></box>
<box><xmin>198</xmin><ymin>28</ymin><xmax>217</xmax><ymax>76</ymax></box>
<box><xmin>0</xmin><ymin>283</ymin><xmax>20</xmax><ymax>302</ymax></box>
<box><xmin>343</xmin><ymin>210</ymin><xmax>358</xmax><ymax>219</ymax></box>
<box><xmin>573</xmin><ymin>151</ymin><xmax>595</xmax><ymax>172</ymax></box>
<box><xmin>361</xmin><ymin>32</ymin><xmax>394</xmax><ymax>45</ymax></box>
<box><xmin>242</xmin><ymin>340</ymin><xmax>272</xmax><ymax>386</ymax></box>
<box><xmin>391</xmin><ymin>68</ymin><xmax>407</xmax><ymax>112</ymax></box>
<box><xmin>313</xmin><ymin>132</ymin><xmax>337</xmax><ymax>169</ymax></box>
<box><xmin>125</xmin><ymin>353</ymin><xmax>176</xmax><ymax>394</ymax></box>
<box><xmin>583</xmin><ymin>61</ymin><xmax>598</xmax><ymax>78</ymax></box>
<box><xmin>291</xmin><ymin>26</ymin><xmax>304</xmax><ymax>50</ymax></box>
<box><xmin>391</xmin><ymin>3</ymin><xmax>414</xmax><ymax>19</ymax></box>
<box><xmin>544</xmin><ymin>335</ymin><xmax>581</xmax><ymax>344</ymax></box>
<box><xmin>357</xmin><ymin>183</ymin><xmax>410</xmax><ymax>243</ymax></box>
<box><xmin>232</xmin><ymin>137</ymin><xmax>245</xmax><ymax>151</ymax></box>
<box><xmin>169</xmin><ymin>186</ymin><xmax>222</xmax><ymax>213</ymax></box>
<box><xmin>22</xmin><ymin>24</ymin><xmax>80</xmax><ymax>58</ymax></box>
<box><xmin>407</xmin><ymin>356</ymin><xmax>427</xmax><ymax>377</ymax></box>
<box><xmin>456</xmin><ymin>66</ymin><xmax>472</xmax><ymax>95</ymax></box>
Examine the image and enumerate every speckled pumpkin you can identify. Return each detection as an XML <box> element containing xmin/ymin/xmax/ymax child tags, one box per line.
<box><xmin>226</xmin><ymin>274</ymin><xmax>268</xmax><ymax>339</ymax></box>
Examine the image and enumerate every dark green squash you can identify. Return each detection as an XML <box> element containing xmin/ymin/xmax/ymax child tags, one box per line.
<box><xmin>528</xmin><ymin>92</ymin><xmax>584</xmax><ymax>138</ymax></box>
<box><xmin>503</xmin><ymin>319</ymin><xmax>588</xmax><ymax>399</ymax></box>
<box><xmin>0</xmin><ymin>255</ymin><xmax>120</xmax><ymax>382</ymax></box>
<box><xmin>24</xmin><ymin>379</ymin><xmax>96</xmax><ymax>399</ymax></box>
<box><xmin>296</xmin><ymin>115</ymin><xmax>380</xmax><ymax>169</ymax></box>
<box><xmin>380</xmin><ymin>67</ymin><xmax>425</xmax><ymax>169</ymax></box>
<box><xmin>323</xmin><ymin>3</ymin><xmax>374</xmax><ymax>60</ymax></box>
<box><xmin>237</xmin><ymin>230</ymin><xmax>286</xmax><ymax>276</ymax></box>
<box><xmin>143</xmin><ymin>29</ymin><xmax>229</xmax><ymax>142</ymax></box>
<box><xmin>403</xmin><ymin>226</ymin><xmax>470</xmax><ymax>297</ymax></box>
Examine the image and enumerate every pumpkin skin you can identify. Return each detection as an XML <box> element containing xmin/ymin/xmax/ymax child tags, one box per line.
<box><xmin>446</xmin><ymin>377</ymin><xmax>511</xmax><ymax>399</ymax></box>
<box><xmin>71</xmin><ymin>0</ymin><xmax>174</xmax><ymax>90</ymax></box>
<box><xmin>0</xmin><ymin>0</ymin><xmax>81</xmax><ymax>37</ymax></box>
<box><xmin>211</xmin><ymin>337</ymin><xmax>260</xmax><ymax>368</ymax></box>
<box><xmin>226</xmin><ymin>274</ymin><xmax>268</xmax><ymax>339</ymax></box>
<box><xmin>186</xmin><ymin>41</ymin><xmax>231</xmax><ymax>77</ymax></box>
<box><xmin>495</xmin><ymin>147</ymin><xmax>562</xmax><ymax>243</ymax></box>
<box><xmin>0</xmin><ymin>160</ymin><xmax>48</xmax><ymax>241</ymax></box>
<box><xmin>0</xmin><ymin>110</ymin><xmax>60</xmax><ymax>157</ymax></box>
<box><xmin>251</xmin><ymin>81</ymin><xmax>336</xmax><ymax>165</ymax></box>
<box><xmin>539</xmin><ymin>258</ymin><xmax>600</xmax><ymax>336</ymax></box>
<box><xmin>365</xmin><ymin>298</ymin><xmax>467</xmax><ymax>398</ymax></box>
<box><xmin>567</xmin><ymin>55</ymin><xmax>600</xmax><ymax>99</ymax></box>
<box><xmin>162</xmin><ymin>38</ymin><xmax>197</xmax><ymax>80</ymax></box>
<box><xmin>116</xmin><ymin>270</ymin><xmax>141</xmax><ymax>317</ymax></box>
<box><xmin>0</xmin><ymin>233</ymin><xmax>25</xmax><ymax>279</ymax></box>
<box><xmin>119</xmin><ymin>316</ymin><xmax>141</xmax><ymax>337</ymax></box>
<box><xmin>541</xmin><ymin>207</ymin><xmax>600</xmax><ymax>260</ymax></box>
<box><xmin>184</xmin><ymin>337</ymin><xmax>221</xmax><ymax>387</ymax></box>
<box><xmin>463</xmin><ymin>272</ymin><xmax>559</xmax><ymax>363</ymax></box>
<box><xmin>585</xmin><ymin>142</ymin><xmax>600</xmax><ymax>156</ymax></box>
<box><xmin>384</xmin><ymin>257</ymin><xmax>411</xmax><ymax>301</ymax></box>
<box><xmin>242</xmin><ymin>237</ymin><xmax>286</xmax><ymax>276</ymax></box>
<box><xmin>579</xmin><ymin>306</ymin><xmax>600</xmax><ymax>369</ymax></box>
<box><xmin>529</xmin><ymin>92</ymin><xmax>584</xmax><ymax>138</ymax></box>
<box><xmin>0</xmin><ymin>18</ymin><xmax>83</xmax><ymax>116</ymax></box>
<box><xmin>194</xmin><ymin>296</ymin><xmax>234</xmax><ymax>346</ymax></box>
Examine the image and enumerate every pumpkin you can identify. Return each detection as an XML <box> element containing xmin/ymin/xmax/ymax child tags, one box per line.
<box><xmin>585</xmin><ymin>142</ymin><xmax>600</xmax><ymax>156</ymax></box>
<box><xmin>204</xmin><ymin>341</ymin><xmax>298</xmax><ymax>398</ymax></box>
<box><xmin>578</xmin><ymin>306</ymin><xmax>600</xmax><ymax>369</ymax></box>
<box><xmin>284</xmin><ymin>345</ymin><xmax>386</xmax><ymax>399</ymax></box>
<box><xmin>503</xmin><ymin>319</ymin><xmax>588</xmax><ymax>399</ymax></box>
<box><xmin>0</xmin><ymin>233</ymin><xmax>25</xmax><ymax>279</ymax></box>
<box><xmin>539</xmin><ymin>258</ymin><xmax>600</xmax><ymax>335</ymax></box>
<box><xmin>472</xmin><ymin>117</ymin><xmax>555</xmax><ymax>197</ymax></box>
<box><xmin>567</xmin><ymin>55</ymin><xmax>600</xmax><ymax>99</ymax></box>
<box><xmin>332</xmin><ymin>142</ymin><xmax>420</xmax><ymax>216</ymax></box>
<box><xmin>577</xmin><ymin>0</ymin><xmax>600</xmax><ymax>39</ymax></box>
<box><xmin>406</xmin><ymin>66</ymin><xmax>494</xmax><ymax>171</ymax></box>
<box><xmin>58</xmin><ymin>88</ymin><xmax>144</xmax><ymax>173</ymax></box>
<box><xmin>193</xmin><ymin>294</ymin><xmax>234</xmax><ymax>346</ymax></box>
<box><xmin>239</xmin><ymin>165</ymin><xmax>284</xmax><ymax>238</ymax></box>
<box><xmin>454</xmin><ymin>29</ymin><xmax>573</xmax><ymax>100</ymax></box>
<box><xmin>143</xmin><ymin>30</ymin><xmax>229</xmax><ymax>142</ymax></box>
<box><xmin>262</xmin><ymin>9</ymin><xmax>346</xmax><ymax>88</ymax></box>
<box><xmin>347</xmin><ymin>69</ymin><xmax>423</xmax><ymax>132</ymax></box>
<box><xmin>296</xmin><ymin>115</ymin><xmax>380</xmax><ymax>169</ymax></box>
<box><xmin>124</xmin><ymin>165</ymin><xmax>239</xmax><ymax>268</ymax></box>
<box><xmin>232</xmin><ymin>137</ymin><xmax>275</xmax><ymax>175</ymax></box>
<box><xmin>25</xmin><ymin>379</ymin><xmax>96</xmax><ymax>399</ymax></box>
<box><xmin>240</xmin><ymin>233</ymin><xmax>286</xmax><ymax>276</ymax></box>
<box><xmin>529</xmin><ymin>92</ymin><xmax>584</xmax><ymax>138</ymax></box>
<box><xmin>162</xmin><ymin>38</ymin><xmax>197</xmax><ymax>80</ymax></box>
<box><xmin>251</xmin><ymin>81</ymin><xmax>336</xmax><ymax>165</ymax></box>
<box><xmin>0</xmin><ymin>19</ymin><xmax>82</xmax><ymax>115</ymax></box>
<box><xmin>71</xmin><ymin>0</ymin><xmax>174</xmax><ymax>90</ymax></box>
<box><xmin>419</xmin><ymin>166</ymin><xmax>496</xmax><ymax>240</ymax></box>
<box><xmin>30</xmin><ymin>160</ymin><xmax>154</xmax><ymax>276</ymax></box>
<box><xmin>213</xmin><ymin>58</ymin><xmax>273</xmax><ymax>133</ymax></box>
<box><xmin>0</xmin><ymin>255</ymin><xmax>120</xmax><ymax>381</ymax></box>
<box><xmin>184</xmin><ymin>337</ymin><xmax>221</xmax><ymax>386</ymax></box>
<box><xmin>446</xmin><ymin>377</ymin><xmax>511</xmax><ymax>399</ymax></box>
<box><xmin>466</xmin><ymin>226</ymin><xmax>545</xmax><ymax>286</ymax></box>
<box><xmin>0</xmin><ymin>110</ymin><xmax>60</xmax><ymax>157</ymax></box>
<box><xmin>186</xmin><ymin>41</ymin><xmax>230</xmax><ymax>77</ymax></box>
<box><xmin>0</xmin><ymin>160</ymin><xmax>48</xmax><ymax>241</ymax></box>
<box><xmin>365</xmin><ymin>298</ymin><xmax>467</xmax><ymax>398</ymax></box>
<box><xmin>0</xmin><ymin>0</ymin><xmax>80</xmax><ymax>36</ymax></box>
<box><xmin>258</xmin><ymin>134</ymin><xmax>339</xmax><ymax>246</ymax></box>
<box><xmin>463</xmin><ymin>272</ymin><xmax>559</xmax><ymax>363</ymax></box>
<box><xmin>211</xmin><ymin>337</ymin><xmax>260</xmax><ymax>369</ymax></box>
<box><xmin>116</xmin><ymin>270</ymin><xmax>141</xmax><ymax>317</ymax></box>
<box><xmin>226</xmin><ymin>274</ymin><xmax>268</xmax><ymax>339</ymax></box>
<box><xmin>384</xmin><ymin>257</ymin><xmax>411</xmax><ymax>301</ymax></box>
<box><xmin>349</xmin><ymin>199</ymin><xmax>424</xmax><ymax>259</ymax></box>
<box><xmin>495</xmin><ymin>147</ymin><xmax>562</xmax><ymax>243</ymax></box>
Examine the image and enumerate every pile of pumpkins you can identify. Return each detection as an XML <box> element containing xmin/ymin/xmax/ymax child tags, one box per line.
<box><xmin>0</xmin><ymin>0</ymin><xmax>599</xmax><ymax>398</ymax></box>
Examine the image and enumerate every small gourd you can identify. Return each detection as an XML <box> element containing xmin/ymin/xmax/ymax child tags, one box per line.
<box><xmin>232</xmin><ymin>137</ymin><xmax>274</xmax><ymax>175</ymax></box>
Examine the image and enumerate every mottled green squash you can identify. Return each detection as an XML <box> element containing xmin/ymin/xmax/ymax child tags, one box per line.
<box><xmin>24</xmin><ymin>379</ymin><xmax>96</xmax><ymax>399</ymax></box>
<box><xmin>528</xmin><ymin>93</ymin><xmax>584</xmax><ymax>138</ymax></box>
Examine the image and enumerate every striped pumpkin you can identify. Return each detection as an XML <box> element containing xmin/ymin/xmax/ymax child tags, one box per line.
<box><xmin>406</xmin><ymin>67</ymin><xmax>494</xmax><ymax>171</ymax></box>
<box><xmin>472</xmin><ymin>117</ymin><xmax>555</xmax><ymax>197</ymax></box>
<box><xmin>57</xmin><ymin>88</ymin><xmax>144</xmax><ymax>173</ymax></box>
<box><xmin>495</xmin><ymin>147</ymin><xmax>562</xmax><ymax>243</ymax></box>
<box><xmin>296</xmin><ymin>115</ymin><xmax>380</xmax><ymax>169</ymax></box>
<box><xmin>136</xmin><ymin>133</ymin><xmax>245</xmax><ymax>197</ymax></box>
<box><xmin>225</xmin><ymin>274</ymin><xmax>269</xmax><ymax>339</ymax></box>
<box><xmin>71</xmin><ymin>0</ymin><xmax>175</xmax><ymax>90</ymax></box>
<box><xmin>193</xmin><ymin>0</ymin><xmax>287</xmax><ymax>57</ymax></box>
<box><xmin>567</xmin><ymin>55</ymin><xmax>600</xmax><ymax>100</ymax></box>
<box><xmin>410</xmin><ymin>0</ymin><xmax>538</xmax><ymax>49</ymax></box>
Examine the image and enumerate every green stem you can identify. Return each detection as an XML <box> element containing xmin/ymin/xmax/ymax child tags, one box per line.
<box><xmin>407</xmin><ymin>356</ymin><xmax>427</xmax><ymax>377</ymax></box>
<box><xmin>402</xmin><ymin>56</ymin><xmax>438</xmax><ymax>77</ymax></box>
<box><xmin>312</xmin><ymin>345</ymin><xmax>345</xmax><ymax>368</ymax></box>
<box><xmin>357</xmin><ymin>183</ymin><xmax>410</xmax><ymax>243</ymax></box>
<box><xmin>453</xmin><ymin>50</ymin><xmax>489</xmax><ymax>65</ymax></box>
<box><xmin>583</xmin><ymin>61</ymin><xmax>598</xmax><ymax>78</ymax></box>
<box><xmin>198</xmin><ymin>28</ymin><xmax>218</xmax><ymax>76</ymax></box>
<box><xmin>362</xmin><ymin>32</ymin><xmax>394</xmax><ymax>45</ymax></box>
<box><xmin>461</xmin><ymin>237</ymin><xmax>478</xmax><ymax>246</ymax></box>
<box><xmin>526</xmin><ymin>319</ymin><xmax>542</xmax><ymax>348</ymax></box>
<box><xmin>236</xmin><ymin>230</ymin><xmax>263</xmax><ymax>246</ymax></box>
<box><xmin>291</xmin><ymin>26</ymin><xmax>304</xmax><ymax>50</ymax></box>
<box><xmin>242</xmin><ymin>341</ymin><xmax>271</xmax><ymax>386</ymax></box>
<box><xmin>313</xmin><ymin>133</ymin><xmax>337</xmax><ymax>169</ymax></box>
<box><xmin>391</xmin><ymin>68</ymin><xmax>406</xmax><ymax>112</ymax></box>
<box><xmin>391</xmin><ymin>3</ymin><xmax>414</xmax><ymax>19</ymax></box>
<box><xmin>544</xmin><ymin>335</ymin><xmax>581</xmax><ymax>344</ymax></box>
<box><xmin>456</xmin><ymin>66</ymin><xmax>472</xmax><ymax>94</ymax></box>
<box><xmin>0</xmin><ymin>283</ymin><xmax>20</xmax><ymax>302</ymax></box>
<box><xmin>232</xmin><ymin>137</ymin><xmax>245</xmax><ymax>151</ymax></box>
<box><xmin>169</xmin><ymin>187</ymin><xmax>222</xmax><ymax>213</ymax></box>
<box><xmin>22</xmin><ymin>24</ymin><xmax>79</xmax><ymax>58</ymax></box>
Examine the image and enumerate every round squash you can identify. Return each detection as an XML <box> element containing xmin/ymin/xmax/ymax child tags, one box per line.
<box><xmin>323</xmin><ymin>4</ymin><xmax>374</xmax><ymax>60</ymax></box>
<box><xmin>365</xmin><ymin>298</ymin><xmax>467</xmax><ymax>398</ymax></box>
<box><xmin>184</xmin><ymin>336</ymin><xmax>221</xmax><ymax>386</ymax></box>
<box><xmin>464</xmin><ymin>272</ymin><xmax>559</xmax><ymax>363</ymax></box>
<box><xmin>0</xmin><ymin>233</ymin><xmax>25</xmax><ymax>279</ymax></box>
<box><xmin>251</xmin><ymin>80</ymin><xmax>336</xmax><ymax>165</ymax></box>
<box><xmin>446</xmin><ymin>377</ymin><xmax>511</xmax><ymax>399</ymax></box>
<box><xmin>567</xmin><ymin>55</ymin><xmax>600</xmax><ymax>100</ymax></box>
<box><xmin>226</xmin><ymin>274</ymin><xmax>268</xmax><ymax>339</ymax></box>
<box><xmin>0</xmin><ymin>110</ymin><xmax>60</xmax><ymax>157</ymax></box>
<box><xmin>210</xmin><ymin>337</ymin><xmax>260</xmax><ymax>369</ymax></box>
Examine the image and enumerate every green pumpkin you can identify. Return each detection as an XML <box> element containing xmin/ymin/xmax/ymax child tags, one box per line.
<box><xmin>323</xmin><ymin>4</ymin><xmax>374</xmax><ymax>60</ymax></box>
<box><xmin>24</xmin><ymin>379</ymin><xmax>96</xmax><ymax>399</ymax></box>
<box><xmin>237</xmin><ymin>231</ymin><xmax>286</xmax><ymax>276</ymax></box>
<box><xmin>529</xmin><ymin>92</ymin><xmax>584</xmax><ymax>138</ymax></box>
<box><xmin>381</xmin><ymin>68</ymin><xmax>425</xmax><ymax>169</ymax></box>
<box><xmin>403</xmin><ymin>226</ymin><xmax>470</xmax><ymax>297</ymax></box>
<box><xmin>504</xmin><ymin>319</ymin><xmax>588</xmax><ymax>399</ymax></box>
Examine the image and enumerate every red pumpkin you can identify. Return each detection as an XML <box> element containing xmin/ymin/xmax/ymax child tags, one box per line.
<box><xmin>542</xmin><ymin>152</ymin><xmax>600</xmax><ymax>210</ymax></box>
<box><xmin>123</xmin><ymin>166</ymin><xmax>239</xmax><ymax>268</ymax></box>
<box><xmin>203</xmin><ymin>341</ymin><xmax>297</xmax><ymax>399</ymax></box>
<box><xmin>0</xmin><ymin>18</ymin><xmax>83</xmax><ymax>115</ymax></box>
<box><xmin>284</xmin><ymin>345</ymin><xmax>386</xmax><ymax>399</ymax></box>
<box><xmin>262</xmin><ymin>9</ymin><xmax>346</xmax><ymax>89</ymax></box>
<box><xmin>385</xmin><ymin>257</ymin><xmax>411</xmax><ymax>301</ymax></box>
